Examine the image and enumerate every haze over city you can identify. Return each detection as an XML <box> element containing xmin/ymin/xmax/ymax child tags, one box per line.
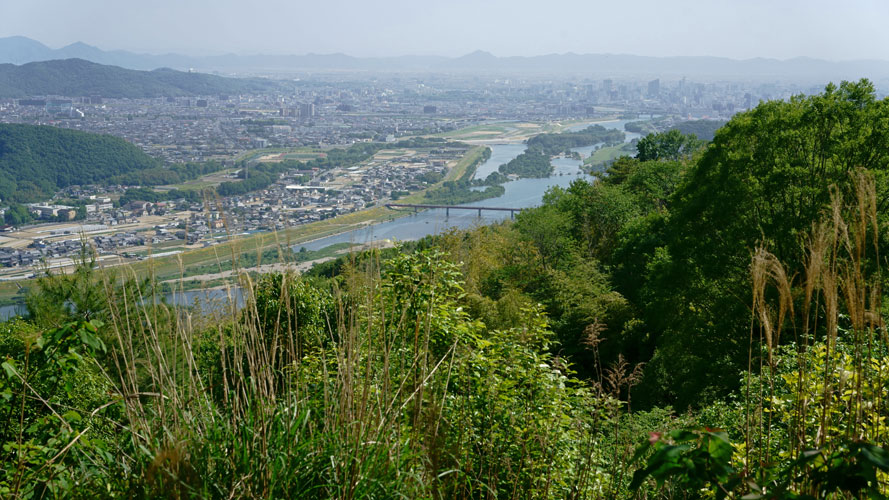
<box><xmin>1</xmin><ymin>0</ymin><xmax>889</xmax><ymax>60</ymax></box>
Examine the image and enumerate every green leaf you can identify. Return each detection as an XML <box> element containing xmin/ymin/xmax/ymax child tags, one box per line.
<box><xmin>78</xmin><ymin>326</ymin><xmax>106</xmax><ymax>353</ymax></box>
<box><xmin>62</xmin><ymin>410</ymin><xmax>82</xmax><ymax>423</ymax></box>
<box><xmin>669</xmin><ymin>429</ymin><xmax>699</xmax><ymax>442</ymax></box>
<box><xmin>859</xmin><ymin>444</ymin><xmax>889</xmax><ymax>471</ymax></box>
<box><xmin>706</xmin><ymin>430</ymin><xmax>733</xmax><ymax>464</ymax></box>
<box><xmin>1</xmin><ymin>360</ymin><xmax>18</xmax><ymax>379</ymax></box>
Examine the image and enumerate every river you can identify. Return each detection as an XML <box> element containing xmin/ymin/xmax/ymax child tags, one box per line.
<box><xmin>298</xmin><ymin>118</ymin><xmax>640</xmax><ymax>252</ymax></box>
<box><xmin>0</xmin><ymin>288</ymin><xmax>247</xmax><ymax>321</ymax></box>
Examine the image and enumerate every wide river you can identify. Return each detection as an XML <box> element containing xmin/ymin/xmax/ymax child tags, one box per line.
<box><xmin>0</xmin><ymin>119</ymin><xmax>640</xmax><ymax>319</ymax></box>
<box><xmin>298</xmin><ymin>118</ymin><xmax>640</xmax><ymax>251</ymax></box>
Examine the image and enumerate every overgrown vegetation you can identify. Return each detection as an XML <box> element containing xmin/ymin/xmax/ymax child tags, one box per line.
<box><xmin>498</xmin><ymin>150</ymin><xmax>553</xmax><ymax>178</ymax></box>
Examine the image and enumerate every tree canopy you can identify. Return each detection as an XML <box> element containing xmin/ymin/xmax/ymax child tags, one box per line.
<box><xmin>0</xmin><ymin>123</ymin><xmax>161</xmax><ymax>202</ymax></box>
<box><xmin>635</xmin><ymin>129</ymin><xmax>704</xmax><ymax>161</ymax></box>
<box><xmin>632</xmin><ymin>79</ymin><xmax>889</xmax><ymax>405</ymax></box>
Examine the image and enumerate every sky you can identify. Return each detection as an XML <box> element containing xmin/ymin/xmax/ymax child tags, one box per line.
<box><xmin>1</xmin><ymin>0</ymin><xmax>888</xmax><ymax>61</ymax></box>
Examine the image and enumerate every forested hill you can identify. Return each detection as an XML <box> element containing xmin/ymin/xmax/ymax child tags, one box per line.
<box><xmin>0</xmin><ymin>58</ymin><xmax>279</xmax><ymax>98</ymax></box>
<box><xmin>0</xmin><ymin>123</ymin><xmax>160</xmax><ymax>202</ymax></box>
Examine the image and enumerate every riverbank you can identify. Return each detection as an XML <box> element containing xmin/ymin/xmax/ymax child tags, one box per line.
<box><xmin>292</xmin><ymin>117</ymin><xmax>645</xmax><ymax>253</ymax></box>
<box><xmin>0</xmin><ymin>117</ymin><xmax>628</xmax><ymax>313</ymax></box>
<box><xmin>438</xmin><ymin>117</ymin><xmax>619</xmax><ymax>144</ymax></box>
<box><xmin>583</xmin><ymin>141</ymin><xmax>637</xmax><ymax>170</ymax></box>
<box><xmin>114</xmin><ymin>144</ymin><xmax>490</xmax><ymax>277</ymax></box>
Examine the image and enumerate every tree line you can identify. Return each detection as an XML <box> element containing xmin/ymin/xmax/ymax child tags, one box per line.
<box><xmin>526</xmin><ymin>124</ymin><xmax>625</xmax><ymax>155</ymax></box>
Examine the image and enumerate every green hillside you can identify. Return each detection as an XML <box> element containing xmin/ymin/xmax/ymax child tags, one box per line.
<box><xmin>0</xmin><ymin>123</ymin><xmax>161</xmax><ymax>202</ymax></box>
<box><xmin>0</xmin><ymin>58</ymin><xmax>278</xmax><ymax>98</ymax></box>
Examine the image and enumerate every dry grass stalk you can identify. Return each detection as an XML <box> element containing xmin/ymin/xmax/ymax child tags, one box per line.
<box><xmin>749</xmin><ymin>170</ymin><xmax>888</xmax><ymax>468</ymax></box>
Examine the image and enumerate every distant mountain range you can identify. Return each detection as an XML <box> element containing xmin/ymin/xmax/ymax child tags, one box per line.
<box><xmin>2</xmin><ymin>36</ymin><xmax>889</xmax><ymax>82</ymax></box>
<box><xmin>0</xmin><ymin>58</ymin><xmax>280</xmax><ymax>98</ymax></box>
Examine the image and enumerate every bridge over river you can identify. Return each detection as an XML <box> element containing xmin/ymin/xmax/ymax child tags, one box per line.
<box><xmin>384</xmin><ymin>203</ymin><xmax>523</xmax><ymax>218</ymax></box>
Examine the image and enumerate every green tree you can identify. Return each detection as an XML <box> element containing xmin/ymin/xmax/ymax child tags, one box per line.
<box><xmin>635</xmin><ymin>129</ymin><xmax>704</xmax><ymax>161</ymax></box>
<box><xmin>26</xmin><ymin>245</ymin><xmax>111</xmax><ymax>327</ymax></box>
<box><xmin>637</xmin><ymin>79</ymin><xmax>889</xmax><ymax>408</ymax></box>
<box><xmin>0</xmin><ymin>123</ymin><xmax>161</xmax><ymax>202</ymax></box>
<box><xmin>3</xmin><ymin>203</ymin><xmax>32</xmax><ymax>226</ymax></box>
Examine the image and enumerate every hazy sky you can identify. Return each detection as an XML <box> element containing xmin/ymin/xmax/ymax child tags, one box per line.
<box><xmin>1</xmin><ymin>0</ymin><xmax>888</xmax><ymax>60</ymax></box>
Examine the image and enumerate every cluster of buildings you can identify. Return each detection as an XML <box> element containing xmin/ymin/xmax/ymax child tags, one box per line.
<box><xmin>198</xmin><ymin>145</ymin><xmax>460</xmax><ymax>233</ymax></box>
<box><xmin>0</xmin><ymin>141</ymin><xmax>462</xmax><ymax>269</ymax></box>
<box><xmin>0</xmin><ymin>90</ymin><xmax>460</xmax><ymax>163</ymax></box>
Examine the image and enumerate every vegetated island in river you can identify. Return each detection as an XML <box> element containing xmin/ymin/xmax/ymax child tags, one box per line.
<box><xmin>496</xmin><ymin>150</ymin><xmax>553</xmax><ymax>178</ymax></box>
<box><xmin>526</xmin><ymin>124</ymin><xmax>625</xmax><ymax>155</ymax></box>
<box><xmin>423</xmin><ymin>124</ymin><xmax>628</xmax><ymax>205</ymax></box>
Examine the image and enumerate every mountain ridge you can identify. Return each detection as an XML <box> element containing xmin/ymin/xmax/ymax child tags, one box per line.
<box><xmin>0</xmin><ymin>58</ymin><xmax>280</xmax><ymax>98</ymax></box>
<box><xmin>3</xmin><ymin>36</ymin><xmax>889</xmax><ymax>81</ymax></box>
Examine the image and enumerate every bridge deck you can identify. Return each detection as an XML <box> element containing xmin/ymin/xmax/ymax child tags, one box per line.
<box><xmin>385</xmin><ymin>203</ymin><xmax>521</xmax><ymax>212</ymax></box>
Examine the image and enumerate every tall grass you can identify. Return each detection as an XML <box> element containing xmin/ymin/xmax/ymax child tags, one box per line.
<box><xmin>747</xmin><ymin>170</ymin><xmax>889</xmax><ymax>494</ymax></box>
<box><xmin>99</xmin><ymin>248</ymin><xmax>428</xmax><ymax>496</ymax></box>
<box><xmin>43</xmin><ymin>229</ymin><xmax>615</xmax><ymax>498</ymax></box>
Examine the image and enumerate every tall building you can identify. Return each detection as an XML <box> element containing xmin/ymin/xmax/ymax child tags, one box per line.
<box><xmin>45</xmin><ymin>99</ymin><xmax>73</xmax><ymax>116</ymax></box>
<box><xmin>299</xmin><ymin>102</ymin><xmax>315</xmax><ymax>118</ymax></box>
<box><xmin>647</xmin><ymin>79</ymin><xmax>660</xmax><ymax>98</ymax></box>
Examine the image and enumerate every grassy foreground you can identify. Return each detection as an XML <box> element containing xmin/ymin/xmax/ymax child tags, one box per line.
<box><xmin>3</xmin><ymin>172</ymin><xmax>888</xmax><ymax>498</ymax></box>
